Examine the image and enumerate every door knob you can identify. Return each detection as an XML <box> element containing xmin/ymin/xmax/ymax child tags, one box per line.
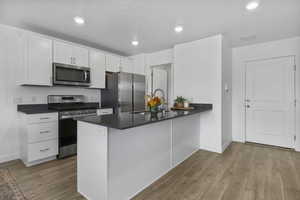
<box><xmin>246</xmin><ymin>105</ymin><xmax>250</xmax><ymax>108</ymax></box>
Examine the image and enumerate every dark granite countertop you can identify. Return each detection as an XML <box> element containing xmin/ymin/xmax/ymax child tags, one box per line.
<box><xmin>76</xmin><ymin>104</ymin><xmax>213</xmax><ymax>130</ymax></box>
<box><xmin>17</xmin><ymin>104</ymin><xmax>58</xmax><ymax>114</ymax></box>
<box><xmin>17</xmin><ymin>103</ymin><xmax>101</xmax><ymax>114</ymax></box>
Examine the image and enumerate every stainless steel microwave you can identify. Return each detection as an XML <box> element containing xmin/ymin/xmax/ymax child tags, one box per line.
<box><xmin>53</xmin><ymin>63</ymin><xmax>91</xmax><ymax>87</ymax></box>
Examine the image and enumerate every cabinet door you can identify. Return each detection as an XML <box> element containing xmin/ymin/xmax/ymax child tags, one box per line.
<box><xmin>0</xmin><ymin>26</ymin><xmax>27</xmax><ymax>85</ymax></box>
<box><xmin>120</xmin><ymin>57</ymin><xmax>133</xmax><ymax>73</ymax></box>
<box><xmin>132</xmin><ymin>54</ymin><xmax>145</xmax><ymax>75</ymax></box>
<box><xmin>27</xmin><ymin>34</ymin><xmax>52</xmax><ymax>86</ymax></box>
<box><xmin>72</xmin><ymin>46</ymin><xmax>89</xmax><ymax>67</ymax></box>
<box><xmin>89</xmin><ymin>50</ymin><xmax>106</xmax><ymax>88</ymax></box>
<box><xmin>53</xmin><ymin>41</ymin><xmax>72</xmax><ymax>65</ymax></box>
<box><xmin>106</xmin><ymin>54</ymin><xmax>120</xmax><ymax>72</ymax></box>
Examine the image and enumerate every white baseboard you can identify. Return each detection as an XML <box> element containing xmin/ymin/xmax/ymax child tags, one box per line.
<box><xmin>232</xmin><ymin>137</ymin><xmax>245</xmax><ymax>143</ymax></box>
<box><xmin>222</xmin><ymin>141</ymin><xmax>232</xmax><ymax>153</ymax></box>
<box><xmin>23</xmin><ymin>156</ymin><xmax>56</xmax><ymax>167</ymax></box>
<box><xmin>0</xmin><ymin>153</ymin><xmax>19</xmax><ymax>164</ymax></box>
<box><xmin>200</xmin><ymin>145</ymin><xmax>222</xmax><ymax>154</ymax></box>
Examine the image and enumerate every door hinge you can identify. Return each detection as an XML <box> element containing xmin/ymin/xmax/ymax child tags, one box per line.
<box><xmin>294</xmin><ymin>65</ymin><xmax>296</xmax><ymax>71</ymax></box>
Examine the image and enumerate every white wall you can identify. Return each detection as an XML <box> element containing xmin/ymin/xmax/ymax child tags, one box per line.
<box><xmin>0</xmin><ymin>25</ymin><xmax>100</xmax><ymax>163</ymax></box>
<box><xmin>221</xmin><ymin>36</ymin><xmax>232</xmax><ymax>151</ymax></box>
<box><xmin>174</xmin><ymin>35</ymin><xmax>223</xmax><ymax>153</ymax></box>
<box><xmin>232</xmin><ymin>37</ymin><xmax>300</xmax><ymax>151</ymax></box>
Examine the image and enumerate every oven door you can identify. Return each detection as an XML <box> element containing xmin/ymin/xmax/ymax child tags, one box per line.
<box><xmin>53</xmin><ymin>63</ymin><xmax>91</xmax><ymax>86</ymax></box>
<box><xmin>58</xmin><ymin>117</ymin><xmax>77</xmax><ymax>158</ymax></box>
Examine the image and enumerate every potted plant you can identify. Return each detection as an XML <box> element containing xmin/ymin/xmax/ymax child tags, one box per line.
<box><xmin>174</xmin><ymin>96</ymin><xmax>187</xmax><ymax>108</ymax></box>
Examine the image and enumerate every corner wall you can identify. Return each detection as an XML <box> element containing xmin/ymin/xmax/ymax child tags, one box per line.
<box><xmin>221</xmin><ymin>36</ymin><xmax>233</xmax><ymax>151</ymax></box>
<box><xmin>173</xmin><ymin>35</ymin><xmax>223</xmax><ymax>153</ymax></box>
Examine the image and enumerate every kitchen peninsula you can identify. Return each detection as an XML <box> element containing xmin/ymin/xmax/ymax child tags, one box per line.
<box><xmin>76</xmin><ymin>104</ymin><xmax>212</xmax><ymax>200</ymax></box>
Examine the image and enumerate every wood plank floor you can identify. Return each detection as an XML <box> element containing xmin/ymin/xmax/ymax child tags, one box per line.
<box><xmin>1</xmin><ymin>142</ymin><xmax>300</xmax><ymax>200</ymax></box>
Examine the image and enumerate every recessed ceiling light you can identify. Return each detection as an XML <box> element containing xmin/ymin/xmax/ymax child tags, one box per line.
<box><xmin>246</xmin><ymin>1</ymin><xmax>260</xmax><ymax>11</ymax></box>
<box><xmin>174</xmin><ymin>25</ymin><xmax>183</xmax><ymax>33</ymax></box>
<box><xmin>131</xmin><ymin>40</ymin><xmax>139</xmax><ymax>46</ymax></box>
<box><xmin>74</xmin><ymin>16</ymin><xmax>85</xmax><ymax>25</ymax></box>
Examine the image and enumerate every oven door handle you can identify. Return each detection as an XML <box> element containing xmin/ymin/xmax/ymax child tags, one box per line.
<box><xmin>60</xmin><ymin>113</ymin><xmax>96</xmax><ymax>120</ymax></box>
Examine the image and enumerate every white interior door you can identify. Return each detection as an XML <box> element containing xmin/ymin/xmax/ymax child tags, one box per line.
<box><xmin>245</xmin><ymin>56</ymin><xmax>295</xmax><ymax>148</ymax></box>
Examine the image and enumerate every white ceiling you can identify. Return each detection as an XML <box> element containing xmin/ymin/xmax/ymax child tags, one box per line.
<box><xmin>0</xmin><ymin>0</ymin><xmax>299</xmax><ymax>56</ymax></box>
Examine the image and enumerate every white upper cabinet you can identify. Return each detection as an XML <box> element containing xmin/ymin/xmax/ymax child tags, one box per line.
<box><xmin>26</xmin><ymin>34</ymin><xmax>53</xmax><ymax>86</ymax></box>
<box><xmin>106</xmin><ymin>54</ymin><xmax>121</xmax><ymax>72</ymax></box>
<box><xmin>131</xmin><ymin>54</ymin><xmax>145</xmax><ymax>75</ymax></box>
<box><xmin>120</xmin><ymin>57</ymin><xmax>133</xmax><ymax>73</ymax></box>
<box><xmin>53</xmin><ymin>41</ymin><xmax>72</xmax><ymax>64</ymax></box>
<box><xmin>89</xmin><ymin>50</ymin><xmax>106</xmax><ymax>89</ymax></box>
<box><xmin>72</xmin><ymin>45</ymin><xmax>89</xmax><ymax>67</ymax></box>
<box><xmin>14</xmin><ymin>32</ymin><xmax>52</xmax><ymax>86</ymax></box>
<box><xmin>53</xmin><ymin>41</ymin><xmax>88</xmax><ymax>67</ymax></box>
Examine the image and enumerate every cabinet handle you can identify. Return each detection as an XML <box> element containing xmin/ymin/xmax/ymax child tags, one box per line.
<box><xmin>40</xmin><ymin>117</ymin><xmax>50</xmax><ymax>120</ymax></box>
<box><xmin>70</xmin><ymin>57</ymin><xmax>73</xmax><ymax>64</ymax></box>
<box><xmin>40</xmin><ymin>148</ymin><xmax>50</xmax><ymax>152</ymax></box>
<box><xmin>74</xmin><ymin>57</ymin><xmax>76</xmax><ymax>64</ymax></box>
<box><xmin>40</xmin><ymin>131</ymin><xmax>50</xmax><ymax>134</ymax></box>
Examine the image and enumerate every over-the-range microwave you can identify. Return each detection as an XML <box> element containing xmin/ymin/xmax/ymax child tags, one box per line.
<box><xmin>53</xmin><ymin>63</ymin><xmax>91</xmax><ymax>87</ymax></box>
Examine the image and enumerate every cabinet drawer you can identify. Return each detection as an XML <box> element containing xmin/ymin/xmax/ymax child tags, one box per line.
<box><xmin>28</xmin><ymin>140</ymin><xmax>58</xmax><ymax>162</ymax></box>
<box><xmin>27</xmin><ymin>122</ymin><xmax>58</xmax><ymax>143</ymax></box>
<box><xmin>27</xmin><ymin>113</ymin><xmax>58</xmax><ymax>124</ymax></box>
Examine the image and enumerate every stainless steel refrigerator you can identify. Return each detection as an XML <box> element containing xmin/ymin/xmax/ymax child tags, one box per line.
<box><xmin>101</xmin><ymin>72</ymin><xmax>146</xmax><ymax>114</ymax></box>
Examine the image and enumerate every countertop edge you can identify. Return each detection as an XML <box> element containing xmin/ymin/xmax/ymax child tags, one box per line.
<box><xmin>77</xmin><ymin>105</ymin><xmax>212</xmax><ymax>130</ymax></box>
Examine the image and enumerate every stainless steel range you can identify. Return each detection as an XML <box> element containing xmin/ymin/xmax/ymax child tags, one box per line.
<box><xmin>48</xmin><ymin>95</ymin><xmax>99</xmax><ymax>159</ymax></box>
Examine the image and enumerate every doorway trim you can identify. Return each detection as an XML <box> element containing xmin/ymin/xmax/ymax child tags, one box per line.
<box><xmin>240</xmin><ymin>55</ymin><xmax>296</xmax><ymax>149</ymax></box>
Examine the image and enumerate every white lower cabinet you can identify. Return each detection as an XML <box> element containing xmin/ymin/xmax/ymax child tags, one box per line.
<box><xmin>20</xmin><ymin>112</ymin><xmax>59</xmax><ymax>167</ymax></box>
<box><xmin>27</xmin><ymin>112</ymin><xmax>58</xmax><ymax>124</ymax></box>
<box><xmin>27</xmin><ymin>122</ymin><xmax>58</xmax><ymax>143</ymax></box>
<box><xmin>27</xmin><ymin>140</ymin><xmax>58</xmax><ymax>163</ymax></box>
